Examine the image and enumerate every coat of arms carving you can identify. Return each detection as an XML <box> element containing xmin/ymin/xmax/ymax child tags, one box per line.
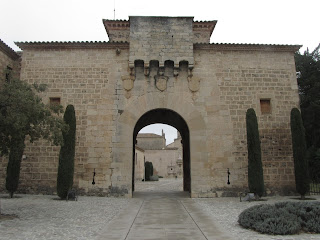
<box><xmin>155</xmin><ymin>75</ymin><xmax>168</xmax><ymax>92</ymax></box>
<box><xmin>188</xmin><ymin>76</ymin><xmax>200</xmax><ymax>92</ymax></box>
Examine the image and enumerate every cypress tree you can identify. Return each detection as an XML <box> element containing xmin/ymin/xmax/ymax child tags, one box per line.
<box><xmin>5</xmin><ymin>135</ymin><xmax>25</xmax><ymax>198</ymax></box>
<box><xmin>57</xmin><ymin>105</ymin><xmax>76</xmax><ymax>199</ymax></box>
<box><xmin>290</xmin><ymin>108</ymin><xmax>309</xmax><ymax>199</ymax></box>
<box><xmin>145</xmin><ymin>161</ymin><xmax>153</xmax><ymax>181</ymax></box>
<box><xmin>246</xmin><ymin>108</ymin><xmax>264</xmax><ymax>198</ymax></box>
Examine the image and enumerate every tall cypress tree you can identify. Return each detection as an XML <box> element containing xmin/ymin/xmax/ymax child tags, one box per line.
<box><xmin>6</xmin><ymin>135</ymin><xmax>25</xmax><ymax>198</ymax></box>
<box><xmin>145</xmin><ymin>161</ymin><xmax>153</xmax><ymax>181</ymax></box>
<box><xmin>246</xmin><ymin>108</ymin><xmax>264</xmax><ymax>198</ymax></box>
<box><xmin>290</xmin><ymin>108</ymin><xmax>309</xmax><ymax>199</ymax></box>
<box><xmin>57</xmin><ymin>105</ymin><xmax>76</xmax><ymax>199</ymax></box>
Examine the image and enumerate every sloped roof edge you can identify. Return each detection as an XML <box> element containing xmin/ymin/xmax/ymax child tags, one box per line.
<box><xmin>194</xmin><ymin>43</ymin><xmax>302</xmax><ymax>52</ymax></box>
<box><xmin>15</xmin><ymin>41</ymin><xmax>129</xmax><ymax>50</ymax></box>
<box><xmin>0</xmin><ymin>39</ymin><xmax>20</xmax><ymax>60</ymax></box>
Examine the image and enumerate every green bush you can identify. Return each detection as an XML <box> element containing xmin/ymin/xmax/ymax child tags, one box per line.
<box><xmin>57</xmin><ymin>105</ymin><xmax>76</xmax><ymax>199</ymax></box>
<box><xmin>238</xmin><ymin>202</ymin><xmax>320</xmax><ymax>235</ymax></box>
<box><xmin>290</xmin><ymin>108</ymin><xmax>309</xmax><ymax>198</ymax></box>
<box><xmin>246</xmin><ymin>108</ymin><xmax>264</xmax><ymax>197</ymax></box>
<box><xmin>150</xmin><ymin>175</ymin><xmax>159</xmax><ymax>181</ymax></box>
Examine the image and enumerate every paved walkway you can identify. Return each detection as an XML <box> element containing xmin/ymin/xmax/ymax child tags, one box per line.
<box><xmin>1</xmin><ymin>179</ymin><xmax>320</xmax><ymax>239</ymax></box>
<box><xmin>97</xmin><ymin>190</ymin><xmax>230</xmax><ymax>240</ymax></box>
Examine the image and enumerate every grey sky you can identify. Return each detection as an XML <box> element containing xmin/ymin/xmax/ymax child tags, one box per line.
<box><xmin>1</xmin><ymin>0</ymin><xmax>319</xmax><ymax>52</ymax></box>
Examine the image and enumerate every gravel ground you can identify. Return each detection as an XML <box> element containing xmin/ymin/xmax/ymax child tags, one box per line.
<box><xmin>0</xmin><ymin>194</ymin><xmax>130</xmax><ymax>240</ymax></box>
<box><xmin>1</xmin><ymin>179</ymin><xmax>320</xmax><ymax>240</ymax></box>
<box><xmin>195</xmin><ymin>196</ymin><xmax>320</xmax><ymax>240</ymax></box>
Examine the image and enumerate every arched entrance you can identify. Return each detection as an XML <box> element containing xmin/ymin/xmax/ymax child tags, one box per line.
<box><xmin>132</xmin><ymin>108</ymin><xmax>190</xmax><ymax>193</ymax></box>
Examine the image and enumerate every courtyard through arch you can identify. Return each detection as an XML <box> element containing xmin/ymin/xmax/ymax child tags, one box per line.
<box><xmin>132</xmin><ymin>109</ymin><xmax>190</xmax><ymax>195</ymax></box>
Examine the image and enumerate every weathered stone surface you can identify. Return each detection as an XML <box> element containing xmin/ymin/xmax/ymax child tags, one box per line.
<box><xmin>155</xmin><ymin>75</ymin><xmax>168</xmax><ymax>91</ymax></box>
<box><xmin>0</xmin><ymin>17</ymin><xmax>301</xmax><ymax>197</ymax></box>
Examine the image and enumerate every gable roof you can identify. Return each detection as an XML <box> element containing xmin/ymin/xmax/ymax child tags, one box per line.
<box><xmin>0</xmin><ymin>39</ymin><xmax>20</xmax><ymax>60</ymax></box>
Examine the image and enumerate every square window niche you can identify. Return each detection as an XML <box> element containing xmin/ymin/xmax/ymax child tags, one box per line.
<box><xmin>49</xmin><ymin>97</ymin><xmax>61</xmax><ymax>105</ymax></box>
<box><xmin>260</xmin><ymin>99</ymin><xmax>271</xmax><ymax>114</ymax></box>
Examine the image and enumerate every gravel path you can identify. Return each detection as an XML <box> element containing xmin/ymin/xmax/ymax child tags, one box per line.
<box><xmin>195</xmin><ymin>196</ymin><xmax>320</xmax><ymax>240</ymax></box>
<box><xmin>0</xmin><ymin>194</ymin><xmax>130</xmax><ymax>240</ymax></box>
<box><xmin>1</xmin><ymin>179</ymin><xmax>320</xmax><ymax>240</ymax></box>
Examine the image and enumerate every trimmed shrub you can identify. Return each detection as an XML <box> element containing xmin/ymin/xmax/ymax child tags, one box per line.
<box><xmin>150</xmin><ymin>175</ymin><xmax>159</xmax><ymax>181</ymax></box>
<box><xmin>238</xmin><ymin>202</ymin><xmax>320</xmax><ymax>235</ymax></box>
<box><xmin>290</xmin><ymin>108</ymin><xmax>309</xmax><ymax>198</ymax></box>
<box><xmin>57</xmin><ymin>105</ymin><xmax>76</xmax><ymax>199</ymax></box>
<box><xmin>145</xmin><ymin>161</ymin><xmax>153</xmax><ymax>181</ymax></box>
<box><xmin>246</xmin><ymin>108</ymin><xmax>264</xmax><ymax>197</ymax></box>
<box><xmin>6</xmin><ymin>135</ymin><xmax>25</xmax><ymax>198</ymax></box>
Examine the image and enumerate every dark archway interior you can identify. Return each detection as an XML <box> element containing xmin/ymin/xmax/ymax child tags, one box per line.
<box><xmin>132</xmin><ymin>108</ymin><xmax>190</xmax><ymax>194</ymax></box>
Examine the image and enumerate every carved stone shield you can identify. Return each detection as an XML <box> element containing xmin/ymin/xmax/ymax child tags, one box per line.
<box><xmin>155</xmin><ymin>75</ymin><xmax>168</xmax><ymax>92</ymax></box>
<box><xmin>188</xmin><ymin>76</ymin><xmax>200</xmax><ymax>92</ymax></box>
<box><xmin>122</xmin><ymin>75</ymin><xmax>134</xmax><ymax>91</ymax></box>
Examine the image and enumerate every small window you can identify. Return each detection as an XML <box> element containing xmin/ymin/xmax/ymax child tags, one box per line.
<box><xmin>260</xmin><ymin>99</ymin><xmax>271</xmax><ymax>114</ymax></box>
<box><xmin>50</xmin><ymin>97</ymin><xmax>61</xmax><ymax>105</ymax></box>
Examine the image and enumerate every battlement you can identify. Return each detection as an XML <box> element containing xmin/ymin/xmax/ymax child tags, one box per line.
<box><xmin>103</xmin><ymin>17</ymin><xmax>217</xmax><ymax>44</ymax></box>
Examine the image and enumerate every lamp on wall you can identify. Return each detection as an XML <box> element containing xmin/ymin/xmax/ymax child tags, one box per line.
<box><xmin>227</xmin><ymin>168</ymin><xmax>230</xmax><ymax>185</ymax></box>
<box><xmin>92</xmin><ymin>168</ymin><xmax>96</xmax><ymax>185</ymax></box>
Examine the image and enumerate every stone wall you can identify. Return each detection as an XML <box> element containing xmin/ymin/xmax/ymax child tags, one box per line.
<box><xmin>134</xmin><ymin>147</ymin><xmax>144</xmax><ymax>181</ymax></box>
<box><xmin>192</xmin><ymin>46</ymin><xmax>299</xmax><ymax>196</ymax></box>
<box><xmin>0</xmin><ymin>45</ymin><xmax>130</xmax><ymax>196</ymax></box>
<box><xmin>136</xmin><ymin>133</ymin><xmax>166</xmax><ymax>150</ymax></box>
<box><xmin>0</xmin><ymin>17</ymin><xmax>300</xmax><ymax>198</ymax></box>
<box><xmin>129</xmin><ymin>17</ymin><xmax>194</xmax><ymax>68</ymax></box>
<box><xmin>144</xmin><ymin>148</ymin><xmax>180</xmax><ymax>178</ymax></box>
<box><xmin>0</xmin><ymin>44</ymin><xmax>299</xmax><ymax>197</ymax></box>
<box><xmin>0</xmin><ymin>40</ymin><xmax>20</xmax><ymax>84</ymax></box>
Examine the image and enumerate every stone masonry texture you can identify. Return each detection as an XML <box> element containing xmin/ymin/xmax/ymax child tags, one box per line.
<box><xmin>0</xmin><ymin>16</ymin><xmax>301</xmax><ymax>197</ymax></box>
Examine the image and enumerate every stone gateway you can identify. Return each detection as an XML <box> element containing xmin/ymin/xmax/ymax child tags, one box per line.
<box><xmin>0</xmin><ymin>16</ymin><xmax>301</xmax><ymax>197</ymax></box>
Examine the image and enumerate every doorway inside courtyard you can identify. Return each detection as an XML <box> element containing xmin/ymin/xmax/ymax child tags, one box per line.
<box><xmin>132</xmin><ymin>108</ymin><xmax>191</xmax><ymax>197</ymax></box>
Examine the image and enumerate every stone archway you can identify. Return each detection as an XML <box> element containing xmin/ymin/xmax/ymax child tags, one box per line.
<box><xmin>112</xmin><ymin>93</ymin><xmax>207</xmax><ymax>198</ymax></box>
<box><xmin>132</xmin><ymin>108</ymin><xmax>190</xmax><ymax>193</ymax></box>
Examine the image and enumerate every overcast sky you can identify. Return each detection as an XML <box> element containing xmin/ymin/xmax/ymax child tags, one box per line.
<box><xmin>1</xmin><ymin>0</ymin><xmax>319</xmax><ymax>144</ymax></box>
<box><xmin>1</xmin><ymin>0</ymin><xmax>319</xmax><ymax>51</ymax></box>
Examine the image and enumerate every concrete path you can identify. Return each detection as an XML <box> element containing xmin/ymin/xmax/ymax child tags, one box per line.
<box><xmin>97</xmin><ymin>191</ymin><xmax>231</xmax><ymax>240</ymax></box>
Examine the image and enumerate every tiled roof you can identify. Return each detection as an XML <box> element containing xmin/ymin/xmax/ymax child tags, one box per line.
<box><xmin>0</xmin><ymin>39</ymin><xmax>20</xmax><ymax>60</ymax></box>
<box><xmin>137</xmin><ymin>133</ymin><xmax>163</xmax><ymax>138</ymax></box>
<box><xmin>15</xmin><ymin>41</ymin><xmax>129</xmax><ymax>50</ymax></box>
<box><xmin>194</xmin><ymin>43</ymin><xmax>302</xmax><ymax>52</ymax></box>
<box><xmin>193</xmin><ymin>20</ymin><xmax>217</xmax><ymax>36</ymax></box>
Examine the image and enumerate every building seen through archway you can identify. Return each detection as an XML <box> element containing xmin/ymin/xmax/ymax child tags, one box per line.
<box><xmin>132</xmin><ymin>109</ymin><xmax>190</xmax><ymax>194</ymax></box>
<box><xmin>134</xmin><ymin>124</ymin><xmax>183</xmax><ymax>188</ymax></box>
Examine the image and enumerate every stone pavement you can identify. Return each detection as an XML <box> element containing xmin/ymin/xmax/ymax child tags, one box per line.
<box><xmin>1</xmin><ymin>179</ymin><xmax>320</xmax><ymax>240</ymax></box>
<box><xmin>97</xmin><ymin>190</ymin><xmax>231</xmax><ymax>240</ymax></box>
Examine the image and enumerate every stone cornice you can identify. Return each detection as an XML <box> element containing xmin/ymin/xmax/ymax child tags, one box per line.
<box><xmin>0</xmin><ymin>39</ymin><xmax>20</xmax><ymax>60</ymax></box>
<box><xmin>194</xmin><ymin>43</ymin><xmax>302</xmax><ymax>52</ymax></box>
<box><xmin>15</xmin><ymin>41</ymin><xmax>129</xmax><ymax>50</ymax></box>
<box><xmin>102</xmin><ymin>19</ymin><xmax>130</xmax><ymax>38</ymax></box>
<box><xmin>193</xmin><ymin>21</ymin><xmax>217</xmax><ymax>38</ymax></box>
